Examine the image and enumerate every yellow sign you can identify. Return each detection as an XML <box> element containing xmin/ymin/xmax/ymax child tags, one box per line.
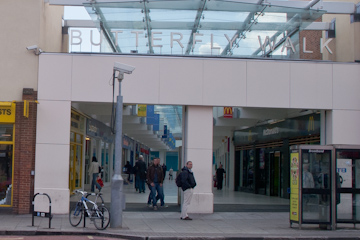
<box><xmin>307</xmin><ymin>115</ymin><xmax>314</xmax><ymax>132</ymax></box>
<box><xmin>290</xmin><ymin>152</ymin><xmax>299</xmax><ymax>222</ymax></box>
<box><xmin>23</xmin><ymin>100</ymin><xmax>29</xmax><ymax>118</ymax></box>
<box><xmin>223</xmin><ymin>107</ymin><xmax>233</xmax><ymax>118</ymax></box>
<box><xmin>137</xmin><ymin>104</ymin><xmax>147</xmax><ymax>117</ymax></box>
<box><xmin>0</xmin><ymin>102</ymin><xmax>16</xmax><ymax>123</ymax></box>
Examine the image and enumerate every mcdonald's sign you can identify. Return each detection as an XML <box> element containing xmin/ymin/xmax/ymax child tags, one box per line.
<box><xmin>224</xmin><ymin>107</ymin><xmax>233</xmax><ymax>118</ymax></box>
<box><xmin>307</xmin><ymin>116</ymin><xmax>315</xmax><ymax>132</ymax></box>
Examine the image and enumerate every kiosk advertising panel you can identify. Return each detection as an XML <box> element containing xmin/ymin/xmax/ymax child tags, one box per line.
<box><xmin>290</xmin><ymin>152</ymin><xmax>299</xmax><ymax>222</ymax></box>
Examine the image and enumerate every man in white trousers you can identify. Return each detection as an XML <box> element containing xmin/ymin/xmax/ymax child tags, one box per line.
<box><xmin>180</xmin><ymin>161</ymin><xmax>196</xmax><ymax>220</ymax></box>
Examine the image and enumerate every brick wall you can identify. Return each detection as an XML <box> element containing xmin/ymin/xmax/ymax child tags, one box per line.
<box><xmin>12</xmin><ymin>89</ymin><xmax>37</xmax><ymax>214</ymax></box>
<box><xmin>300</xmin><ymin>18</ymin><xmax>322</xmax><ymax>60</ymax></box>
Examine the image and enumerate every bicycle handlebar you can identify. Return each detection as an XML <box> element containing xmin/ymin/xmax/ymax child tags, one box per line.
<box><xmin>74</xmin><ymin>190</ymin><xmax>102</xmax><ymax>197</ymax></box>
<box><xmin>74</xmin><ymin>190</ymin><xmax>87</xmax><ymax>195</ymax></box>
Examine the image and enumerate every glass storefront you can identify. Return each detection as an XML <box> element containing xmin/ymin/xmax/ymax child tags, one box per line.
<box><xmin>86</xmin><ymin>117</ymin><xmax>114</xmax><ymax>185</ymax></box>
<box><xmin>0</xmin><ymin>102</ymin><xmax>15</xmax><ymax>207</ymax></box>
<box><xmin>0</xmin><ymin>124</ymin><xmax>14</xmax><ymax>206</ymax></box>
<box><xmin>69</xmin><ymin>111</ymin><xmax>85</xmax><ymax>193</ymax></box>
<box><xmin>235</xmin><ymin>113</ymin><xmax>321</xmax><ymax>199</ymax></box>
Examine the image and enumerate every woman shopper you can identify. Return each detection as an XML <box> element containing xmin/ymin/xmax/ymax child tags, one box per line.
<box><xmin>88</xmin><ymin>156</ymin><xmax>102</xmax><ymax>192</ymax></box>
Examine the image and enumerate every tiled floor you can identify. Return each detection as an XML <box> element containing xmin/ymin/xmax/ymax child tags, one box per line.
<box><xmin>76</xmin><ymin>177</ymin><xmax>289</xmax><ymax>207</ymax></box>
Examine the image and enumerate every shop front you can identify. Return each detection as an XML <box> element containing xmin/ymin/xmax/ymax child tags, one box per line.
<box><xmin>1</xmin><ymin>89</ymin><xmax>38</xmax><ymax>213</ymax></box>
<box><xmin>69</xmin><ymin>110</ymin><xmax>86</xmax><ymax>193</ymax></box>
<box><xmin>234</xmin><ymin>113</ymin><xmax>321</xmax><ymax>199</ymax></box>
<box><xmin>0</xmin><ymin>102</ymin><xmax>15</xmax><ymax>207</ymax></box>
<box><xmin>85</xmin><ymin>117</ymin><xmax>114</xmax><ymax>187</ymax></box>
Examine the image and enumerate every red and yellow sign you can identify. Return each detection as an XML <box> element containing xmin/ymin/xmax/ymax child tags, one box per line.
<box><xmin>290</xmin><ymin>152</ymin><xmax>299</xmax><ymax>222</ymax></box>
<box><xmin>0</xmin><ymin>102</ymin><xmax>16</xmax><ymax>123</ymax></box>
<box><xmin>223</xmin><ymin>107</ymin><xmax>233</xmax><ymax>118</ymax></box>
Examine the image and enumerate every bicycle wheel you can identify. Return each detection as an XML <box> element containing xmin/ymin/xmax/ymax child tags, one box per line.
<box><xmin>93</xmin><ymin>206</ymin><xmax>110</xmax><ymax>230</ymax></box>
<box><xmin>69</xmin><ymin>201</ymin><xmax>83</xmax><ymax>227</ymax></box>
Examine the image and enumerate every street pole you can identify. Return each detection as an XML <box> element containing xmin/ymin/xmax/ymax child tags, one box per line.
<box><xmin>110</xmin><ymin>72</ymin><xmax>125</xmax><ymax>228</ymax></box>
<box><xmin>110</xmin><ymin>62</ymin><xmax>135</xmax><ymax>228</ymax></box>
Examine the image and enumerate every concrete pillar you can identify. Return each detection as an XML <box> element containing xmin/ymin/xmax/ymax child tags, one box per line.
<box><xmin>159</xmin><ymin>150</ymin><xmax>167</xmax><ymax>165</ymax></box>
<box><xmin>35</xmin><ymin>100</ymin><xmax>71</xmax><ymax>214</ymax></box>
<box><xmin>325</xmin><ymin>110</ymin><xmax>360</xmax><ymax>145</ymax></box>
<box><xmin>229</xmin><ymin>138</ymin><xmax>235</xmax><ymax>191</ymax></box>
<box><xmin>183</xmin><ymin>106</ymin><xmax>213</xmax><ymax>213</ymax></box>
<box><xmin>109</xmin><ymin>143</ymin><xmax>114</xmax><ymax>178</ymax></box>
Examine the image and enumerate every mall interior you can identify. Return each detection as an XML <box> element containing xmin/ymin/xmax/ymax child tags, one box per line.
<box><xmin>1</xmin><ymin>0</ymin><xmax>360</xmax><ymax>228</ymax></box>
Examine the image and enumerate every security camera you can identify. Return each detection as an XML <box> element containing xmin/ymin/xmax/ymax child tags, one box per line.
<box><xmin>26</xmin><ymin>45</ymin><xmax>38</xmax><ymax>51</ymax></box>
<box><xmin>26</xmin><ymin>45</ymin><xmax>43</xmax><ymax>55</ymax></box>
<box><xmin>114</xmin><ymin>62</ymin><xmax>135</xmax><ymax>75</ymax></box>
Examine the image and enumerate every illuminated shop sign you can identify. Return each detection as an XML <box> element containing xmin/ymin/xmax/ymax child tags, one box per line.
<box><xmin>86</xmin><ymin>118</ymin><xmax>114</xmax><ymax>143</ymax></box>
<box><xmin>234</xmin><ymin>113</ymin><xmax>320</xmax><ymax>145</ymax></box>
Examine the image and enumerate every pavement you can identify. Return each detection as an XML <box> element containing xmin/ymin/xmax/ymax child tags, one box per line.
<box><xmin>1</xmin><ymin>209</ymin><xmax>360</xmax><ymax>240</ymax></box>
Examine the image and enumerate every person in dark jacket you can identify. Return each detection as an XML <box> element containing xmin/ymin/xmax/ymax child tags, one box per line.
<box><xmin>180</xmin><ymin>161</ymin><xmax>196</xmax><ymax>220</ymax></box>
<box><xmin>216</xmin><ymin>164</ymin><xmax>226</xmax><ymax>190</ymax></box>
<box><xmin>124</xmin><ymin>161</ymin><xmax>132</xmax><ymax>183</ymax></box>
<box><xmin>134</xmin><ymin>155</ymin><xmax>147</xmax><ymax>193</ymax></box>
<box><xmin>147</xmin><ymin>158</ymin><xmax>165</xmax><ymax>210</ymax></box>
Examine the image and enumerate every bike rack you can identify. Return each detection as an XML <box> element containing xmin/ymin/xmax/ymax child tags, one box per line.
<box><xmin>31</xmin><ymin>193</ymin><xmax>53</xmax><ymax>228</ymax></box>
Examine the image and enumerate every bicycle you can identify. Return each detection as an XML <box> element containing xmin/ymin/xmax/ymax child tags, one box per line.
<box><xmin>69</xmin><ymin>190</ymin><xmax>110</xmax><ymax>230</ymax></box>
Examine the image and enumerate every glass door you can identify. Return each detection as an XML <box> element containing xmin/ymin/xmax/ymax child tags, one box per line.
<box><xmin>301</xmin><ymin>149</ymin><xmax>332</xmax><ymax>224</ymax></box>
<box><xmin>268</xmin><ymin>151</ymin><xmax>281</xmax><ymax>196</ymax></box>
<box><xmin>69</xmin><ymin>132</ymin><xmax>83</xmax><ymax>193</ymax></box>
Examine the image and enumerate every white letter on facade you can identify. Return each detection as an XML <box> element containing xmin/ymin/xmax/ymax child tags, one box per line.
<box><xmin>303</xmin><ymin>37</ymin><xmax>313</xmax><ymax>53</ymax></box>
<box><xmin>131</xmin><ymin>31</ymin><xmax>143</xmax><ymax>47</ymax></box>
<box><xmin>258</xmin><ymin>36</ymin><xmax>277</xmax><ymax>52</ymax></box>
<box><xmin>111</xmin><ymin>30</ymin><xmax>123</xmax><ymax>46</ymax></box>
<box><xmin>90</xmin><ymin>30</ymin><xmax>102</xmax><ymax>46</ymax></box>
<box><xmin>224</xmin><ymin>34</ymin><xmax>238</xmax><ymax>49</ymax></box>
<box><xmin>320</xmin><ymin>38</ymin><xmax>333</xmax><ymax>54</ymax></box>
<box><xmin>258</xmin><ymin>36</ymin><xmax>270</xmax><ymax>51</ymax></box>
<box><xmin>71</xmin><ymin>30</ymin><xmax>82</xmax><ymax>45</ymax></box>
<box><xmin>151</xmin><ymin>32</ymin><xmax>163</xmax><ymax>48</ymax></box>
<box><xmin>192</xmin><ymin>33</ymin><xmax>203</xmax><ymax>50</ymax></box>
<box><xmin>171</xmin><ymin>32</ymin><xmax>184</xmax><ymax>48</ymax></box>
<box><xmin>211</xmin><ymin>34</ymin><xmax>220</xmax><ymax>50</ymax></box>
<box><xmin>281</xmin><ymin>37</ymin><xmax>295</xmax><ymax>53</ymax></box>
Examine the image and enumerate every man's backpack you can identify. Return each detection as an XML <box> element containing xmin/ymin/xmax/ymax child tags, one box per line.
<box><xmin>175</xmin><ymin>171</ymin><xmax>183</xmax><ymax>187</ymax></box>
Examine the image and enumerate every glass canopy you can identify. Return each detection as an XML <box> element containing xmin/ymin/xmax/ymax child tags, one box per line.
<box><xmin>83</xmin><ymin>0</ymin><xmax>325</xmax><ymax>59</ymax></box>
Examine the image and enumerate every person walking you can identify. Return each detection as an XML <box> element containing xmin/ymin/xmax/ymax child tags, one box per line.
<box><xmin>147</xmin><ymin>158</ymin><xmax>166</xmax><ymax>210</ymax></box>
<box><xmin>124</xmin><ymin>161</ymin><xmax>132</xmax><ymax>183</ymax></box>
<box><xmin>88</xmin><ymin>156</ymin><xmax>102</xmax><ymax>192</ymax></box>
<box><xmin>162</xmin><ymin>163</ymin><xmax>167</xmax><ymax>180</ymax></box>
<box><xmin>180</xmin><ymin>161</ymin><xmax>196</xmax><ymax>220</ymax></box>
<box><xmin>216</xmin><ymin>164</ymin><xmax>226</xmax><ymax>190</ymax></box>
<box><xmin>169</xmin><ymin>167</ymin><xmax>173</xmax><ymax>180</ymax></box>
<box><xmin>134</xmin><ymin>155</ymin><xmax>147</xmax><ymax>193</ymax></box>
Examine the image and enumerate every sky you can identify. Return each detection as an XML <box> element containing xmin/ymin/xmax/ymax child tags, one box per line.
<box><xmin>64</xmin><ymin>6</ymin><xmax>90</xmax><ymax>20</ymax></box>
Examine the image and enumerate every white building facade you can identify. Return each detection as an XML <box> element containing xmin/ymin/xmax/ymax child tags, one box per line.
<box><xmin>37</xmin><ymin>53</ymin><xmax>360</xmax><ymax>213</ymax></box>
<box><xmin>1</xmin><ymin>0</ymin><xmax>360</xmax><ymax>215</ymax></box>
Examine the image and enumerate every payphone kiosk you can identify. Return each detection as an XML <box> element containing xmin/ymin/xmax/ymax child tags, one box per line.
<box><xmin>334</xmin><ymin>145</ymin><xmax>360</xmax><ymax>227</ymax></box>
<box><xmin>290</xmin><ymin>145</ymin><xmax>336</xmax><ymax>230</ymax></box>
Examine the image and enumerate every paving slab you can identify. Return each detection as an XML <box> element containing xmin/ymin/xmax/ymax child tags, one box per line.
<box><xmin>0</xmin><ymin>212</ymin><xmax>360</xmax><ymax>239</ymax></box>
